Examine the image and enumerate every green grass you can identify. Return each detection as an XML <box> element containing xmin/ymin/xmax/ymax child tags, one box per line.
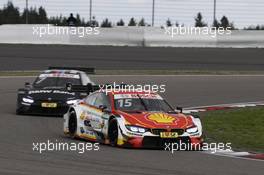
<box><xmin>200</xmin><ymin>107</ymin><xmax>264</xmax><ymax>152</ymax></box>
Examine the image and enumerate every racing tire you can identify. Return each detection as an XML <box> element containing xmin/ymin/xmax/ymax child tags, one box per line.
<box><xmin>68</xmin><ymin>111</ymin><xmax>78</xmax><ymax>138</ymax></box>
<box><xmin>108</xmin><ymin>119</ymin><xmax>118</xmax><ymax>147</ymax></box>
<box><xmin>16</xmin><ymin>99</ymin><xmax>24</xmax><ymax>115</ymax></box>
<box><xmin>16</xmin><ymin>107</ymin><xmax>24</xmax><ymax>115</ymax></box>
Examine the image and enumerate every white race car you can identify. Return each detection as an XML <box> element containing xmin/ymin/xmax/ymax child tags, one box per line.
<box><xmin>64</xmin><ymin>86</ymin><xmax>203</xmax><ymax>149</ymax></box>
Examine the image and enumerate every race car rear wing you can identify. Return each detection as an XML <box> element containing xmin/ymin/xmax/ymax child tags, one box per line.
<box><xmin>48</xmin><ymin>66</ymin><xmax>95</xmax><ymax>74</ymax></box>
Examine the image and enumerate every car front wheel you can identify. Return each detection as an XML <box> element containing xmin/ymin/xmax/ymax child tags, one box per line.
<box><xmin>68</xmin><ymin>111</ymin><xmax>77</xmax><ymax>138</ymax></box>
<box><xmin>108</xmin><ymin>119</ymin><xmax>118</xmax><ymax>146</ymax></box>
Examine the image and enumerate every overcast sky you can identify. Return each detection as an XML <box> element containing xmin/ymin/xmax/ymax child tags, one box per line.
<box><xmin>1</xmin><ymin>0</ymin><xmax>264</xmax><ymax>28</ymax></box>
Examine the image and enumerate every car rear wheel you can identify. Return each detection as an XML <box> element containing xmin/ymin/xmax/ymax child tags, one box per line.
<box><xmin>68</xmin><ymin>111</ymin><xmax>77</xmax><ymax>138</ymax></box>
<box><xmin>108</xmin><ymin>119</ymin><xmax>118</xmax><ymax>146</ymax></box>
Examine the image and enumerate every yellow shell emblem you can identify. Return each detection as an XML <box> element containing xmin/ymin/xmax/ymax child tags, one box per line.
<box><xmin>80</xmin><ymin>112</ymin><xmax>86</xmax><ymax>120</ymax></box>
<box><xmin>147</xmin><ymin>113</ymin><xmax>176</xmax><ymax>124</ymax></box>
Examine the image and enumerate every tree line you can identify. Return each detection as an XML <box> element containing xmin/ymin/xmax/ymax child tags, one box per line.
<box><xmin>165</xmin><ymin>12</ymin><xmax>235</xmax><ymax>29</ymax></box>
<box><xmin>0</xmin><ymin>2</ymin><xmax>148</xmax><ymax>27</ymax></box>
<box><xmin>0</xmin><ymin>1</ymin><xmax>263</xmax><ymax>30</ymax></box>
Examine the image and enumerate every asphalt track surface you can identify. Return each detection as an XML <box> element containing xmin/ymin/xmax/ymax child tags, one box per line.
<box><xmin>0</xmin><ymin>75</ymin><xmax>263</xmax><ymax>175</ymax></box>
<box><xmin>0</xmin><ymin>44</ymin><xmax>264</xmax><ymax>71</ymax></box>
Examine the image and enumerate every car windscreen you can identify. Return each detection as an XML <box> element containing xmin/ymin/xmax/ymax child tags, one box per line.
<box><xmin>114</xmin><ymin>94</ymin><xmax>174</xmax><ymax>112</ymax></box>
<box><xmin>33</xmin><ymin>73</ymin><xmax>81</xmax><ymax>88</ymax></box>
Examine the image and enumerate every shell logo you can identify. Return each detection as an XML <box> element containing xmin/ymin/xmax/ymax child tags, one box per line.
<box><xmin>80</xmin><ymin>112</ymin><xmax>86</xmax><ymax>120</ymax></box>
<box><xmin>147</xmin><ymin>113</ymin><xmax>176</xmax><ymax>124</ymax></box>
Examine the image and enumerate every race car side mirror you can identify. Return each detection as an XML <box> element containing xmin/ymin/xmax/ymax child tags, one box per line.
<box><xmin>87</xmin><ymin>83</ymin><xmax>93</xmax><ymax>93</ymax></box>
<box><xmin>99</xmin><ymin>105</ymin><xmax>109</xmax><ymax>113</ymax></box>
<box><xmin>24</xmin><ymin>82</ymin><xmax>31</xmax><ymax>88</ymax></box>
<box><xmin>176</xmin><ymin>107</ymin><xmax>183</xmax><ymax>113</ymax></box>
<box><xmin>66</xmin><ymin>83</ymin><xmax>72</xmax><ymax>91</ymax></box>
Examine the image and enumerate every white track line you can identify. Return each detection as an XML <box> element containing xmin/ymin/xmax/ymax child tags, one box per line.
<box><xmin>184</xmin><ymin>101</ymin><xmax>264</xmax><ymax>110</ymax></box>
<box><xmin>201</xmin><ymin>150</ymin><xmax>264</xmax><ymax>162</ymax></box>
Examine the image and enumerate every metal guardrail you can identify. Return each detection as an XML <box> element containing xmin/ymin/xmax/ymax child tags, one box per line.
<box><xmin>0</xmin><ymin>25</ymin><xmax>264</xmax><ymax>48</ymax></box>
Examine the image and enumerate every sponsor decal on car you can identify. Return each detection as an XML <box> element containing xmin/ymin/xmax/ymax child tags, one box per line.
<box><xmin>41</xmin><ymin>102</ymin><xmax>57</xmax><ymax>108</ymax></box>
<box><xmin>160</xmin><ymin>132</ymin><xmax>179</xmax><ymax>138</ymax></box>
<box><xmin>80</xmin><ymin>127</ymin><xmax>85</xmax><ymax>134</ymax></box>
<box><xmin>114</xmin><ymin>94</ymin><xmax>163</xmax><ymax>100</ymax></box>
<box><xmin>147</xmin><ymin>113</ymin><xmax>177</xmax><ymax>124</ymax></box>
<box><xmin>80</xmin><ymin>112</ymin><xmax>86</xmax><ymax>120</ymax></box>
<box><xmin>28</xmin><ymin>90</ymin><xmax>75</xmax><ymax>95</ymax></box>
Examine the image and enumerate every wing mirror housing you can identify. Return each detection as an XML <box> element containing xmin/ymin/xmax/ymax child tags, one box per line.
<box><xmin>66</xmin><ymin>83</ymin><xmax>72</xmax><ymax>91</ymax></box>
<box><xmin>24</xmin><ymin>82</ymin><xmax>31</xmax><ymax>88</ymax></box>
<box><xmin>99</xmin><ymin>105</ymin><xmax>110</xmax><ymax>113</ymax></box>
<box><xmin>176</xmin><ymin>107</ymin><xmax>183</xmax><ymax>113</ymax></box>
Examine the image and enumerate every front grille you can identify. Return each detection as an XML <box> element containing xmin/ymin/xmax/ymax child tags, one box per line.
<box><xmin>151</xmin><ymin>128</ymin><xmax>185</xmax><ymax>135</ymax></box>
<box><xmin>28</xmin><ymin>100</ymin><xmax>68</xmax><ymax>115</ymax></box>
<box><xmin>142</xmin><ymin>136</ymin><xmax>191</xmax><ymax>149</ymax></box>
<box><xmin>28</xmin><ymin>105</ymin><xmax>68</xmax><ymax>115</ymax></box>
<box><xmin>35</xmin><ymin>99</ymin><xmax>63</xmax><ymax>104</ymax></box>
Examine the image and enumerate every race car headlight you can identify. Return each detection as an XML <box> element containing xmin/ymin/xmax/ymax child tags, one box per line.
<box><xmin>126</xmin><ymin>125</ymin><xmax>148</xmax><ymax>133</ymax></box>
<box><xmin>66</xmin><ymin>99</ymin><xmax>78</xmax><ymax>105</ymax></box>
<box><xmin>22</xmin><ymin>97</ymin><xmax>34</xmax><ymax>103</ymax></box>
<box><xmin>186</xmin><ymin>126</ymin><xmax>198</xmax><ymax>134</ymax></box>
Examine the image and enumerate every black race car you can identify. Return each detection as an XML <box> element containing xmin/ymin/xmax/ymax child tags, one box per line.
<box><xmin>16</xmin><ymin>67</ymin><xmax>95</xmax><ymax>116</ymax></box>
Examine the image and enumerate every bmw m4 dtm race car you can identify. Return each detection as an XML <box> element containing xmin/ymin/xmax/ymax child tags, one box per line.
<box><xmin>16</xmin><ymin>67</ymin><xmax>94</xmax><ymax>116</ymax></box>
<box><xmin>64</xmin><ymin>84</ymin><xmax>203</xmax><ymax>149</ymax></box>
